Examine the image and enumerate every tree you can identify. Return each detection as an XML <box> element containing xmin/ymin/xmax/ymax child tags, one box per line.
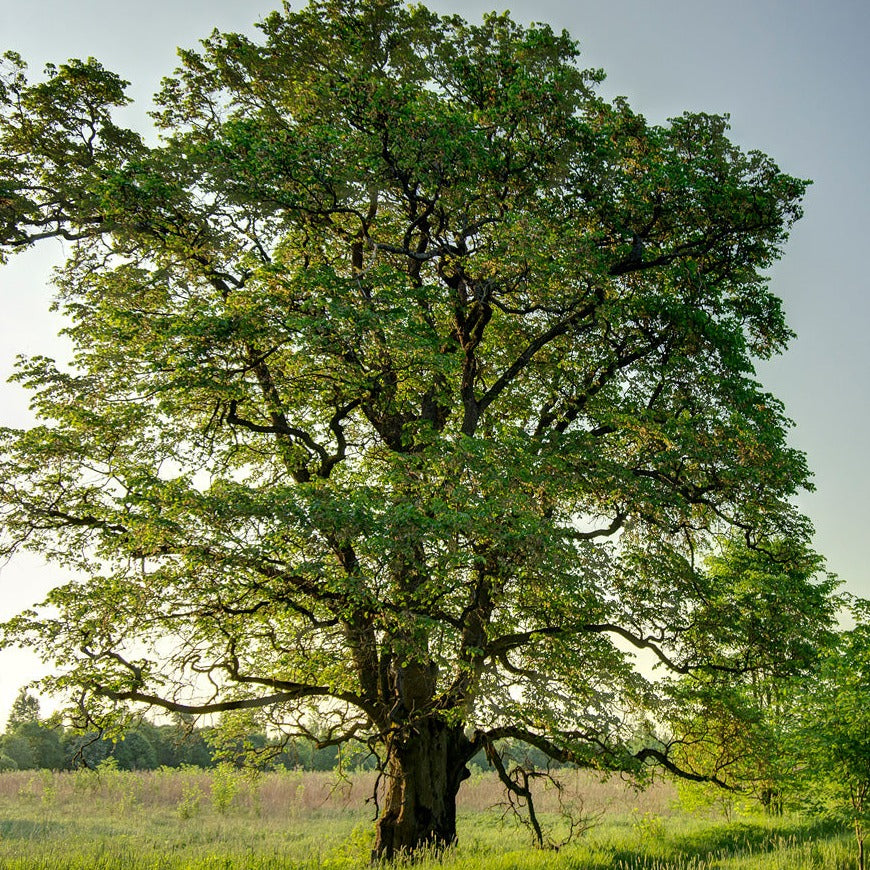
<box><xmin>11</xmin><ymin>720</ymin><xmax>65</xmax><ymax>769</ymax></box>
<box><xmin>6</xmin><ymin>688</ymin><xmax>40</xmax><ymax>730</ymax></box>
<box><xmin>61</xmin><ymin>729</ymin><xmax>110</xmax><ymax>769</ymax></box>
<box><xmin>0</xmin><ymin>0</ymin><xmax>830</xmax><ymax>857</ymax></box>
<box><xmin>793</xmin><ymin>609</ymin><xmax>870</xmax><ymax>870</ymax></box>
<box><xmin>147</xmin><ymin>716</ymin><xmax>216</xmax><ymax>768</ymax></box>
<box><xmin>664</xmin><ymin>537</ymin><xmax>839</xmax><ymax>816</ymax></box>
<box><xmin>3</xmin><ymin>688</ymin><xmax>65</xmax><ymax>769</ymax></box>
<box><xmin>111</xmin><ymin>727</ymin><xmax>158</xmax><ymax>770</ymax></box>
<box><xmin>0</xmin><ymin>732</ymin><xmax>34</xmax><ymax>770</ymax></box>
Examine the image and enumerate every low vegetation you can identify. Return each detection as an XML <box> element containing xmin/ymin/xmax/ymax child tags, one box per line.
<box><xmin>0</xmin><ymin>768</ymin><xmax>856</xmax><ymax>869</ymax></box>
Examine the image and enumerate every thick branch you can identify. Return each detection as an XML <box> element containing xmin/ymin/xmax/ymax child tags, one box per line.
<box><xmin>566</xmin><ymin>512</ymin><xmax>627</xmax><ymax>541</ymax></box>
<box><xmin>487</xmin><ymin>620</ymin><xmax>753</xmax><ymax>677</ymax></box>
<box><xmin>94</xmin><ymin>686</ymin><xmax>333</xmax><ymax>715</ymax></box>
<box><xmin>484</xmin><ymin>736</ymin><xmax>546</xmax><ymax>848</ymax></box>
<box><xmin>481</xmin><ymin>725</ymin><xmax>735</xmax><ymax>790</ymax></box>
<box><xmin>477</xmin><ymin>303</ymin><xmax>595</xmax><ymax>419</ymax></box>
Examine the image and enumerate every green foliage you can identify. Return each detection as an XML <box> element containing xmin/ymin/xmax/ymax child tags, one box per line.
<box><xmin>792</xmin><ymin>608</ymin><xmax>870</xmax><ymax>868</ymax></box>
<box><xmin>146</xmin><ymin>719</ymin><xmax>215</xmax><ymax>769</ymax></box>
<box><xmin>661</xmin><ymin>536</ymin><xmax>839</xmax><ymax>815</ymax></box>
<box><xmin>55</xmin><ymin>720</ymin><xmax>216</xmax><ymax>771</ymax></box>
<box><xmin>0</xmin><ymin>688</ymin><xmax>65</xmax><ymax>772</ymax></box>
<box><xmin>13</xmin><ymin>722</ymin><xmax>64</xmax><ymax>770</ymax></box>
<box><xmin>210</xmin><ymin>762</ymin><xmax>242</xmax><ymax>814</ymax></box>
<box><xmin>0</xmin><ymin>768</ymin><xmax>855</xmax><ymax>868</ymax></box>
<box><xmin>0</xmin><ymin>733</ymin><xmax>35</xmax><ymax>770</ymax></box>
<box><xmin>0</xmin><ymin>0</ymin><xmax>831</xmax><ymax>856</ymax></box>
<box><xmin>0</xmin><ymin>722</ymin><xmax>64</xmax><ymax>771</ymax></box>
<box><xmin>111</xmin><ymin>729</ymin><xmax>158</xmax><ymax>771</ymax></box>
<box><xmin>6</xmin><ymin>689</ymin><xmax>40</xmax><ymax>729</ymax></box>
<box><xmin>177</xmin><ymin>772</ymin><xmax>205</xmax><ymax>820</ymax></box>
<box><xmin>0</xmin><ymin>711</ymin><xmax>388</xmax><ymax>773</ymax></box>
<box><xmin>61</xmin><ymin>730</ymin><xmax>110</xmax><ymax>769</ymax></box>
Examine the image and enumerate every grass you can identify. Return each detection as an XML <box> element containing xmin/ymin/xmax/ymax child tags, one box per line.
<box><xmin>0</xmin><ymin>768</ymin><xmax>856</xmax><ymax>869</ymax></box>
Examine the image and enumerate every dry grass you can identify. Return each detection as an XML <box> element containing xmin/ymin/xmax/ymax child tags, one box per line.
<box><xmin>0</xmin><ymin>765</ymin><xmax>674</xmax><ymax>818</ymax></box>
<box><xmin>458</xmin><ymin>767</ymin><xmax>676</xmax><ymax>816</ymax></box>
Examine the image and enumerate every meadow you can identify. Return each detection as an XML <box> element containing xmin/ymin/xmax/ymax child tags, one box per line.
<box><xmin>0</xmin><ymin>766</ymin><xmax>854</xmax><ymax>869</ymax></box>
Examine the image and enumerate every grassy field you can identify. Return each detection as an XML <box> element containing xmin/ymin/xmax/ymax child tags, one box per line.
<box><xmin>0</xmin><ymin>767</ymin><xmax>855</xmax><ymax>869</ymax></box>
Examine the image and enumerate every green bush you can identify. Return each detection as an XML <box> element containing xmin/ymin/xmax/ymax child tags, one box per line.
<box><xmin>210</xmin><ymin>762</ymin><xmax>241</xmax><ymax>814</ymax></box>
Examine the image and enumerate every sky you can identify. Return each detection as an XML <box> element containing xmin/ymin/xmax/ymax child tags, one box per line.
<box><xmin>0</xmin><ymin>0</ymin><xmax>867</xmax><ymax>720</ymax></box>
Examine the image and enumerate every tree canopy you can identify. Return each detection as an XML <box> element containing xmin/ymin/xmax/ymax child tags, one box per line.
<box><xmin>0</xmin><ymin>0</ymin><xmax>832</xmax><ymax>857</ymax></box>
<box><xmin>7</xmin><ymin>688</ymin><xmax>40</xmax><ymax>730</ymax></box>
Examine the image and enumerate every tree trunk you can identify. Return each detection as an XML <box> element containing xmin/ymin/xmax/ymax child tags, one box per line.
<box><xmin>857</xmin><ymin>820</ymin><xmax>865</xmax><ymax>870</ymax></box>
<box><xmin>372</xmin><ymin>718</ymin><xmax>472</xmax><ymax>860</ymax></box>
<box><xmin>760</xmin><ymin>786</ymin><xmax>783</xmax><ymax>816</ymax></box>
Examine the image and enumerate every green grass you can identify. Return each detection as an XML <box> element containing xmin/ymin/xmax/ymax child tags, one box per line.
<box><xmin>0</xmin><ymin>768</ymin><xmax>856</xmax><ymax>869</ymax></box>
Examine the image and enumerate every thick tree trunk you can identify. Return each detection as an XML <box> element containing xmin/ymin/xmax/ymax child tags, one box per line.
<box><xmin>372</xmin><ymin>718</ymin><xmax>472</xmax><ymax>860</ymax></box>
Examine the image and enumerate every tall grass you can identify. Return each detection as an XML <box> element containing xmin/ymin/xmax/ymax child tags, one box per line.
<box><xmin>0</xmin><ymin>768</ymin><xmax>855</xmax><ymax>868</ymax></box>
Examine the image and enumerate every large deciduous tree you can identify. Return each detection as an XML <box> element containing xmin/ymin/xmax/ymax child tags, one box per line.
<box><xmin>0</xmin><ymin>0</ymin><xmax>831</xmax><ymax>857</ymax></box>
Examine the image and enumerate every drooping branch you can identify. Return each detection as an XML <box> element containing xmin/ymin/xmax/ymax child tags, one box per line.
<box><xmin>632</xmin><ymin>746</ymin><xmax>736</xmax><ymax>790</ymax></box>
<box><xmin>481</xmin><ymin>725</ymin><xmax>737</xmax><ymax>791</ymax></box>
<box><xmin>487</xmin><ymin>620</ymin><xmax>761</xmax><ymax>678</ymax></box>
<box><xmin>483</xmin><ymin>735</ymin><xmax>546</xmax><ymax>848</ymax></box>
<box><xmin>83</xmin><ymin>648</ymin><xmax>374</xmax><ymax>718</ymax></box>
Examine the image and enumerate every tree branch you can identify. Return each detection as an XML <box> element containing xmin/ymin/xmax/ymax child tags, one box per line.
<box><xmin>477</xmin><ymin>303</ymin><xmax>595</xmax><ymax>418</ymax></box>
<box><xmin>93</xmin><ymin>686</ymin><xmax>332</xmax><ymax>715</ymax></box>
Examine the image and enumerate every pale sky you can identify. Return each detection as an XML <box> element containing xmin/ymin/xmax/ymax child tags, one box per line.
<box><xmin>0</xmin><ymin>0</ymin><xmax>867</xmax><ymax>720</ymax></box>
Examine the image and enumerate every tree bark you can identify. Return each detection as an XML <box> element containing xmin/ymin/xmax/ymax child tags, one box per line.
<box><xmin>373</xmin><ymin>718</ymin><xmax>472</xmax><ymax>860</ymax></box>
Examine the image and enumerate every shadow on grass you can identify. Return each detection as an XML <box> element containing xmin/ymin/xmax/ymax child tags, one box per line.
<box><xmin>604</xmin><ymin>815</ymin><xmax>844</xmax><ymax>867</ymax></box>
<box><xmin>0</xmin><ymin>818</ymin><xmax>69</xmax><ymax>840</ymax></box>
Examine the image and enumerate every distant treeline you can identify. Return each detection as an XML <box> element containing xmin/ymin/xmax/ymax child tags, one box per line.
<box><xmin>0</xmin><ymin>691</ymin><xmax>548</xmax><ymax>773</ymax></box>
<box><xmin>0</xmin><ymin>689</ymin><xmax>381</xmax><ymax>772</ymax></box>
<box><xmin>0</xmin><ymin>712</ymin><xmax>373</xmax><ymax>772</ymax></box>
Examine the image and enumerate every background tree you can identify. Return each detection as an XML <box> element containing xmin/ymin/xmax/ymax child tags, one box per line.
<box><xmin>111</xmin><ymin>727</ymin><xmax>159</xmax><ymax>771</ymax></box>
<box><xmin>0</xmin><ymin>731</ymin><xmax>34</xmax><ymax>771</ymax></box>
<box><xmin>665</xmin><ymin>537</ymin><xmax>839</xmax><ymax>816</ymax></box>
<box><xmin>792</xmin><ymin>606</ymin><xmax>870</xmax><ymax>870</ymax></box>
<box><xmin>6</xmin><ymin>688</ymin><xmax>40</xmax><ymax>730</ymax></box>
<box><xmin>148</xmin><ymin>714</ymin><xmax>216</xmax><ymax>769</ymax></box>
<box><xmin>60</xmin><ymin>729</ymin><xmax>110</xmax><ymax>768</ymax></box>
<box><xmin>0</xmin><ymin>0</ymin><xmax>830</xmax><ymax>857</ymax></box>
<box><xmin>1</xmin><ymin>688</ymin><xmax>65</xmax><ymax>770</ymax></box>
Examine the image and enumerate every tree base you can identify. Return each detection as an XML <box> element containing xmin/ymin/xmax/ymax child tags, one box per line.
<box><xmin>372</xmin><ymin>719</ymin><xmax>471</xmax><ymax>860</ymax></box>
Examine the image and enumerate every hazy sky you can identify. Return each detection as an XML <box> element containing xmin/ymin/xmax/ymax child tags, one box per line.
<box><xmin>0</xmin><ymin>0</ymin><xmax>867</xmax><ymax>719</ymax></box>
